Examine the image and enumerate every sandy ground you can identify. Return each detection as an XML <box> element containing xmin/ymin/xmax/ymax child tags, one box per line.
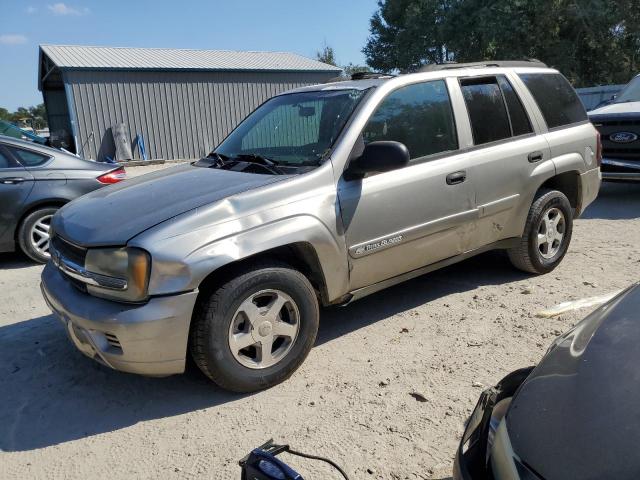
<box><xmin>1</xmin><ymin>167</ymin><xmax>639</xmax><ymax>479</ymax></box>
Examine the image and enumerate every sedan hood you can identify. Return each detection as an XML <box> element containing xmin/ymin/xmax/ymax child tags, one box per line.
<box><xmin>52</xmin><ymin>164</ymin><xmax>286</xmax><ymax>247</ymax></box>
<box><xmin>506</xmin><ymin>284</ymin><xmax>640</xmax><ymax>480</ymax></box>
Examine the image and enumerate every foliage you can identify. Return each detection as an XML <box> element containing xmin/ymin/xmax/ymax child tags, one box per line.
<box><xmin>316</xmin><ymin>43</ymin><xmax>338</xmax><ymax>66</ymax></box>
<box><xmin>0</xmin><ymin>104</ymin><xmax>48</xmax><ymax>129</ymax></box>
<box><xmin>342</xmin><ymin>63</ymin><xmax>373</xmax><ymax>77</ymax></box>
<box><xmin>364</xmin><ymin>0</ymin><xmax>640</xmax><ymax>86</ymax></box>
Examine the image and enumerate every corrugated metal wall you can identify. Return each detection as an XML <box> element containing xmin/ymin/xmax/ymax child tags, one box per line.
<box><xmin>63</xmin><ymin>70</ymin><xmax>335</xmax><ymax>161</ymax></box>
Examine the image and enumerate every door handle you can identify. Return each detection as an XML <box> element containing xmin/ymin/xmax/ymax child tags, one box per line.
<box><xmin>446</xmin><ymin>171</ymin><xmax>467</xmax><ymax>185</ymax></box>
<box><xmin>528</xmin><ymin>151</ymin><xmax>544</xmax><ymax>163</ymax></box>
<box><xmin>0</xmin><ymin>177</ymin><xmax>25</xmax><ymax>185</ymax></box>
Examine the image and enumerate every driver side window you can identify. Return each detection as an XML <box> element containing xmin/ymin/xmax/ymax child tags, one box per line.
<box><xmin>362</xmin><ymin>80</ymin><xmax>458</xmax><ymax>161</ymax></box>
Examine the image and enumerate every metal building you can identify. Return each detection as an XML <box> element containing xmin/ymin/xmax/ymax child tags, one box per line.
<box><xmin>38</xmin><ymin>45</ymin><xmax>341</xmax><ymax>161</ymax></box>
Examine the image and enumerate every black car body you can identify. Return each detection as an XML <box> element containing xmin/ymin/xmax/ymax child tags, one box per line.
<box><xmin>589</xmin><ymin>74</ymin><xmax>640</xmax><ymax>181</ymax></box>
<box><xmin>0</xmin><ymin>135</ymin><xmax>125</xmax><ymax>262</ymax></box>
<box><xmin>455</xmin><ymin>283</ymin><xmax>640</xmax><ymax>479</ymax></box>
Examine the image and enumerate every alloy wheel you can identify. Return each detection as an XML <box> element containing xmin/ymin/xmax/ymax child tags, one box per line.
<box><xmin>228</xmin><ymin>289</ymin><xmax>300</xmax><ymax>369</ymax></box>
<box><xmin>29</xmin><ymin>214</ymin><xmax>53</xmax><ymax>258</ymax></box>
<box><xmin>537</xmin><ymin>207</ymin><xmax>565</xmax><ymax>259</ymax></box>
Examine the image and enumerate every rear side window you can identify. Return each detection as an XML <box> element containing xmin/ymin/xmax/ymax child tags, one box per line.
<box><xmin>0</xmin><ymin>150</ymin><xmax>12</xmax><ymax>168</ymax></box>
<box><xmin>6</xmin><ymin>146</ymin><xmax>50</xmax><ymax>167</ymax></box>
<box><xmin>460</xmin><ymin>77</ymin><xmax>512</xmax><ymax>145</ymax></box>
<box><xmin>518</xmin><ymin>73</ymin><xmax>588</xmax><ymax>129</ymax></box>
<box><xmin>363</xmin><ymin>80</ymin><xmax>458</xmax><ymax>160</ymax></box>
<box><xmin>497</xmin><ymin>77</ymin><xmax>533</xmax><ymax>137</ymax></box>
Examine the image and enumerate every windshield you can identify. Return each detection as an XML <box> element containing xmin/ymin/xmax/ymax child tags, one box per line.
<box><xmin>614</xmin><ymin>76</ymin><xmax>640</xmax><ymax>103</ymax></box>
<box><xmin>214</xmin><ymin>89</ymin><xmax>368</xmax><ymax>166</ymax></box>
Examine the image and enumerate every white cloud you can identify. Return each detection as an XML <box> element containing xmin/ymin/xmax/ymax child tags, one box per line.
<box><xmin>47</xmin><ymin>3</ymin><xmax>89</xmax><ymax>16</ymax></box>
<box><xmin>0</xmin><ymin>34</ymin><xmax>28</xmax><ymax>45</ymax></box>
<box><xmin>26</xmin><ymin>6</ymin><xmax>37</xmax><ymax>14</ymax></box>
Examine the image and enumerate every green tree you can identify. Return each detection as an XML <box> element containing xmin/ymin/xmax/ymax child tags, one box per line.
<box><xmin>316</xmin><ymin>43</ymin><xmax>338</xmax><ymax>66</ymax></box>
<box><xmin>364</xmin><ymin>0</ymin><xmax>640</xmax><ymax>86</ymax></box>
<box><xmin>363</xmin><ymin>0</ymin><xmax>453</xmax><ymax>73</ymax></box>
<box><xmin>1</xmin><ymin>104</ymin><xmax>48</xmax><ymax>129</ymax></box>
<box><xmin>342</xmin><ymin>63</ymin><xmax>373</xmax><ymax>77</ymax></box>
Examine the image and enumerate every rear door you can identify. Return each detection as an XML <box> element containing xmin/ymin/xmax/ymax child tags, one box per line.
<box><xmin>337</xmin><ymin>79</ymin><xmax>478</xmax><ymax>290</ymax></box>
<box><xmin>455</xmin><ymin>74</ymin><xmax>552</xmax><ymax>248</ymax></box>
<box><xmin>0</xmin><ymin>145</ymin><xmax>35</xmax><ymax>242</ymax></box>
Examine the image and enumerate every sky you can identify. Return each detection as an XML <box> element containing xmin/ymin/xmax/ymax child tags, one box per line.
<box><xmin>0</xmin><ymin>0</ymin><xmax>379</xmax><ymax>111</ymax></box>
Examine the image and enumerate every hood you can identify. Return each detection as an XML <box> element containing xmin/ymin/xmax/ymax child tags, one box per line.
<box><xmin>506</xmin><ymin>284</ymin><xmax>640</xmax><ymax>480</ymax></box>
<box><xmin>589</xmin><ymin>100</ymin><xmax>640</xmax><ymax>116</ymax></box>
<box><xmin>52</xmin><ymin>163</ymin><xmax>286</xmax><ymax>247</ymax></box>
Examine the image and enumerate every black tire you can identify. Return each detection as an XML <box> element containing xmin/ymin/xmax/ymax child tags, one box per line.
<box><xmin>189</xmin><ymin>262</ymin><xmax>319</xmax><ymax>393</ymax></box>
<box><xmin>17</xmin><ymin>207</ymin><xmax>58</xmax><ymax>264</ymax></box>
<box><xmin>507</xmin><ymin>190</ymin><xmax>573</xmax><ymax>274</ymax></box>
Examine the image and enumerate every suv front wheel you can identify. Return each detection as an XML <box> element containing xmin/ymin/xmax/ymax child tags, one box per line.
<box><xmin>190</xmin><ymin>262</ymin><xmax>319</xmax><ymax>392</ymax></box>
<box><xmin>508</xmin><ymin>190</ymin><xmax>574</xmax><ymax>274</ymax></box>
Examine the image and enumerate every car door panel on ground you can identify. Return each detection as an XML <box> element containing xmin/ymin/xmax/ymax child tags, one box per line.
<box><xmin>453</xmin><ymin>74</ymin><xmax>552</xmax><ymax>248</ymax></box>
<box><xmin>338</xmin><ymin>79</ymin><xmax>478</xmax><ymax>290</ymax></box>
<box><xmin>0</xmin><ymin>146</ymin><xmax>35</xmax><ymax>248</ymax></box>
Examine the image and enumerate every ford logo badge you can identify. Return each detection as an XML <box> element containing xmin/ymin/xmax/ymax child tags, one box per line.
<box><xmin>609</xmin><ymin>132</ymin><xmax>638</xmax><ymax>143</ymax></box>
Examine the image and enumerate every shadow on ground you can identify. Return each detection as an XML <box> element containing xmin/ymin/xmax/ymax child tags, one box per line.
<box><xmin>0</xmin><ymin>251</ymin><xmax>524</xmax><ymax>453</ymax></box>
<box><xmin>581</xmin><ymin>181</ymin><xmax>640</xmax><ymax>220</ymax></box>
<box><xmin>0</xmin><ymin>251</ymin><xmax>35</xmax><ymax>270</ymax></box>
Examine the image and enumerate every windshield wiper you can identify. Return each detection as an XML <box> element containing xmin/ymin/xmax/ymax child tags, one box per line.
<box><xmin>232</xmin><ymin>154</ymin><xmax>283</xmax><ymax>174</ymax></box>
<box><xmin>195</xmin><ymin>151</ymin><xmax>230</xmax><ymax>168</ymax></box>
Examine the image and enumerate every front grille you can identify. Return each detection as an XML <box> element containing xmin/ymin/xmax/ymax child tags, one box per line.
<box><xmin>51</xmin><ymin>234</ymin><xmax>87</xmax><ymax>266</ymax></box>
<box><xmin>592</xmin><ymin>117</ymin><xmax>640</xmax><ymax>161</ymax></box>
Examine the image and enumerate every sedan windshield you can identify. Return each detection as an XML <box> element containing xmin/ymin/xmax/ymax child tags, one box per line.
<box><xmin>614</xmin><ymin>76</ymin><xmax>640</xmax><ymax>103</ymax></box>
<box><xmin>214</xmin><ymin>89</ymin><xmax>368</xmax><ymax>166</ymax></box>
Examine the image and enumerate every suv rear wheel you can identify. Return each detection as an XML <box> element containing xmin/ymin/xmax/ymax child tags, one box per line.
<box><xmin>190</xmin><ymin>262</ymin><xmax>319</xmax><ymax>392</ymax></box>
<box><xmin>508</xmin><ymin>190</ymin><xmax>573</xmax><ymax>274</ymax></box>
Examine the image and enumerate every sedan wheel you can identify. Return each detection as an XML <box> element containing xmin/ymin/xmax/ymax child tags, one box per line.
<box><xmin>29</xmin><ymin>214</ymin><xmax>53</xmax><ymax>259</ymax></box>
<box><xmin>18</xmin><ymin>207</ymin><xmax>59</xmax><ymax>263</ymax></box>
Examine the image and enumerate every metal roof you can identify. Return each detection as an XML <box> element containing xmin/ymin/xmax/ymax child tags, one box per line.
<box><xmin>39</xmin><ymin>44</ymin><xmax>342</xmax><ymax>72</ymax></box>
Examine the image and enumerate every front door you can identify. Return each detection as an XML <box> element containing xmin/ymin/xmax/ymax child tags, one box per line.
<box><xmin>337</xmin><ymin>79</ymin><xmax>477</xmax><ymax>291</ymax></box>
<box><xmin>0</xmin><ymin>146</ymin><xmax>35</xmax><ymax>245</ymax></box>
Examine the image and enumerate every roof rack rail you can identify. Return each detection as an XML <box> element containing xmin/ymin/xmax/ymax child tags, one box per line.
<box><xmin>419</xmin><ymin>59</ymin><xmax>548</xmax><ymax>72</ymax></box>
<box><xmin>350</xmin><ymin>72</ymin><xmax>395</xmax><ymax>80</ymax></box>
<box><xmin>324</xmin><ymin>71</ymin><xmax>396</xmax><ymax>84</ymax></box>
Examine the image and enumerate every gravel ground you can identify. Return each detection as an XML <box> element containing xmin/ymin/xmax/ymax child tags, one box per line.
<box><xmin>1</xmin><ymin>167</ymin><xmax>639</xmax><ymax>479</ymax></box>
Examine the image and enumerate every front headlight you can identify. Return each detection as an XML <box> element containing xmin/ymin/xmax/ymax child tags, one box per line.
<box><xmin>85</xmin><ymin>247</ymin><xmax>151</xmax><ymax>302</ymax></box>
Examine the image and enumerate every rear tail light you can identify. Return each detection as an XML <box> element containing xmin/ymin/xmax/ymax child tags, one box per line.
<box><xmin>595</xmin><ymin>130</ymin><xmax>603</xmax><ymax>167</ymax></box>
<box><xmin>97</xmin><ymin>167</ymin><xmax>127</xmax><ymax>184</ymax></box>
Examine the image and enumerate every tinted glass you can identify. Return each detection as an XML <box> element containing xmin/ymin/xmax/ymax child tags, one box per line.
<box><xmin>518</xmin><ymin>73</ymin><xmax>588</xmax><ymax>129</ymax></box>
<box><xmin>614</xmin><ymin>75</ymin><xmax>640</xmax><ymax>104</ymax></box>
<box><xmin>0</xmin><ymin>150</ymin><xmax>11</xmax><ymax>168</ymax></box>
<box><xmin>362</xmin><ymin>80</ymin><xmax>457</xmax><ymax>160</ymax></box>
<box><xmin>461</xmin><ymin>78</ymin><xmax>511</xmax><ymax>145</ymax></box>
<box><xmin>216</xmin><ymin>89</ymin><xmax>367</xmax><ymax>166</ymax></box>
<box><xmin>498</xmin><ymin>77</ymin><xmax>533</xmax><ymax>137</ymax></box>
<box><xmin>7</xmin><ymin>146</ymin><xmax>50</xmax><ymax>167</ymax></box>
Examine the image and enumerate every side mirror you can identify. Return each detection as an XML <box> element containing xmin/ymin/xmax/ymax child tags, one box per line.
<box><xmin>348</xmin><ymin>141</ymin><xmax>410</xmax><ymax>176</ymax></box>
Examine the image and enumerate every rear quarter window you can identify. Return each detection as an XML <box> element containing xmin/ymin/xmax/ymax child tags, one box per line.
<box><xmin>518</xmin><ymin>73</ymin><xmax>588</xmax><ymax>129</ymax></box>
<box><xmin>6</xmin><ymin>146</ymin><xmax>51</xmax><ymax>167</ymax></box>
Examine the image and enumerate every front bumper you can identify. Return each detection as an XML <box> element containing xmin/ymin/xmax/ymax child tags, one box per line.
<box><xmin>41</xmin><ymin>262</ymin><xmax>198</xmax><ymax>376</ymax></box>
<box><xmin>601</xmin><ymin>158</ymin><xmax>640</xmax><ymax>181</ymax></box>
<box><xmin>453</xmin><ymin>368</ymin><xmax>534</xmax><ymax>480</ymax></box>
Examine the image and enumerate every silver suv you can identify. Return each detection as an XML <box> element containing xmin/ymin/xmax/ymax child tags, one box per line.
<box><xmin>41</xmin><ymin>61</ymin><xmax>601</xmax><ymax>392</ymax></box>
